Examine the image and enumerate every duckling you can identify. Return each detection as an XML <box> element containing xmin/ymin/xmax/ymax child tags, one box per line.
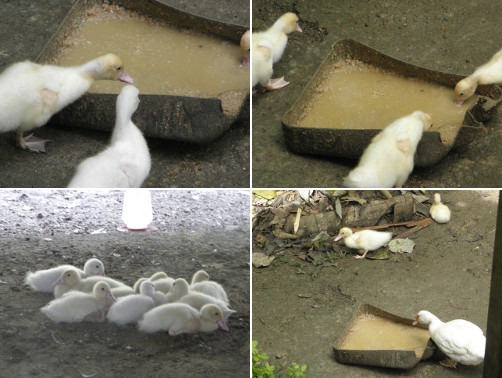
<box><xmin>240</xmin><ymin>30</ymin><xmax>251</xmax><ymax>68</ymax></box>
<box><xmin>344</xmin><ymin>111</ymin><xmax>432</xmax><ymax>188</ymax></box>
<box><xmin>25</xmin><ymin>258</ymin><xmax>104</xmax><ymax>293</ymax></box>
<box><xmin>0</xmin><ymin>54</ymin><xmax>132</xmax><ymax>152</ymax></box>
<box><xmin>52</xmin><ymin>268</ymin><xmax>129</xmax><ymax>298</ymax></box>
<box><xmin>67</xmin><ymin>85</ymin><xmax>151</xmax><ymax>188</ymax></box>
<box><xmin>413</xmin><ymin>310</ymin><xmax>485</xmax><ymax>367</ymax></box>
<box><xmin>41</xmin><ymin>281</ymin><xmax>117</xmax><ymax>323</ymax></box>
<box><xmin>190</xmin><ymin>270</ymin><xmax>210</xmax><ymax>286</ymax></box>
<box><xmin>334</xmin><ymin>227</ymin><xmax>393</xmax><ymax>259</ymax></box>
<box><xmin>110</xmin><ymin>285</ymin><xmax>136</xmax><ymax>298</ymax></box>
<box><xmin>107</xmin><ymin>281</ymin><xmax>156</xmax><ymax>325</ymax></box>
<box><xmin>178</xmin><ymin>291</ymin><xmax>236</xmax><ymax>320</ymax></box>
<box><xmin>253</xmin><ymin>13</ymin><xmax>302</xmax><ymax>63</ymax></box>
<box><xmin>153</xmin><ymin>277</ymin><xmax>175</xmax><ymax>294</ymax></box>
<box><xmin>191</xmin><ymin>280</ymin><xmax>229</xmax><ymax>304</ymax></box>
<box><xmin>455</xmin><ymin>48</ymin><xmax>502</xmax><ymax>106</ymax></box>
<box><xmin>430</xmin><ymin>193</ymin><xmax>451</xmax><ymax>224</ymax></box>
<box><xmin>251</xmin><ymin>39</ymin><xmax>290</xmax><ymax>91</ymax></box>
<box><xmin>166</xmin><ymin>278</ymin><xmax>191</xmax><ymax>302</ymax></box>
<box><xmin>138</xmin><ymin>303</ymin><xmax>228</xmax><ymax>335</ymax></box>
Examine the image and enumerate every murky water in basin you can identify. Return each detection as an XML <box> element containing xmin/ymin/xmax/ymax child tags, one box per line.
<box><xmin>57</xmin><ymin>8</ymin><xmax>249</xmax><ymax>97</ymax></box>
<box><xmin>298</xmin><ymin>60</ymin><xmax>476</xmax><ymax>131</ymax></box>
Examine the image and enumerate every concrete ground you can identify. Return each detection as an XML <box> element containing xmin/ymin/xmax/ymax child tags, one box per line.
<box><xmin>0</xmin><ymin>0</ymin><xmax>250</xmax><ymax>188</ymax></box>
<box><xmin>252</xmin><ymin>0</ymin><xmax>502</xmax><ymax>188</ymax></box>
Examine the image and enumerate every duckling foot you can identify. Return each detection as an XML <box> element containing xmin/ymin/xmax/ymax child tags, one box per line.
<box><xmin>262</xmin><ymin>77</ymin><xmax>290</xmax><ymax>91</ymax></box>
<box><xmin>439</xmin><ymin>358</ymin><xmax>457</xmax><ymax>368</ymax></box>
<box><xmin>17</xmin><ymin>133</ymin><xmax>50</xmax><ymax>153</ymax></box>
<box><xmin>169</xmin><ymin>328</ymin><xmax>196</xmax><ymax>336</ymax></box>
<box><xmin>354</xmin><ymin>250</ymin><xmax>369</xmax><ymax>259</ymax></box>
<box><xmin>84</xmin><ymin>309</ymin><xmax>106</xmax><ymax>322</ymax></box>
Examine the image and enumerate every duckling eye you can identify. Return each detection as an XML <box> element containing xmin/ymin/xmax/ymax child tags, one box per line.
<box><xmin>116</xmin><ymin>66</ymin><xmax>122</xmax><ymax>71</ymax></box>
<box><xmin>67</xmin><ymin>273</ymin><xmax>71</xmax><ymax>277</ymax></box>
<box><xmin>459</xmin><ymin>92</ymin><xmax>464</xmax><ymax>96</ymax></box>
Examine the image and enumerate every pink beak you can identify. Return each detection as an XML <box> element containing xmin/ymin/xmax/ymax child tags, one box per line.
<box><xmin>454</xmin><ymin>98</ymin><xmax>463</xmax><ymax>107</ymax></box>
<box><xmin>296</xmin><ymin>24</ymin><xmax>303</xmax><ymax>33</ymax></box>
<box><xmin>106</xmin><ymin>291</ymin><xmax>117</xmax><ymax>303</ymax></box>
<box><xmin>412</xmin><ymin>315</ymin><xmax>419</xmax><ymax>326</ymax></box>
<box><xmin>334</xmin><ymin>234</ymin><xmax>343</xmax><ymax>242</ymax></box>
<box><xmin>52</xmin><ymin>276</ymin><xmax>65</xmax><ymax>286</ymax></box>
<box><xmin>119</xmin><ymin>69</ymin><xmax>134</xmax><ymax>84</ymax></box>
<box><xmin>218</xmin><ymin>317</ymin><xmax>229</xmax><ymax>331</ymax></box>
<box><xmin>98</xmin><ymin>270</ymin><xmax>105</xmax><ymax>276</ymax></box>
<box><xmin>242</xmin><ymin>55</ymin><xmax>250</xmax><ymax>68</ymax></box>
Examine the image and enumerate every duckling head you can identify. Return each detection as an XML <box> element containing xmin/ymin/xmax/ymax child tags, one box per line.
<box><xmin>201</xmin><ymin>304</ymin><xmax>229</xmax><ymax>331</ymax></box>
<box><xmin>334</xmin><ymin>227</ymin><xmax>353</xmax><ymax>241</ymax></box>
<box><xmin>454</xmin><ymin>77</ymin><xmax>476</xmax><ymax>106</ymax></box>
<box><xmin>240</xmin><ymin>30</ymin><xmax>251</xmax><ymax>67</ymax></box>
<box><xmin>52</xmin><ymin>268</ymin><xmax>80</xmax><ymax>287</ymax></box>
<box><xmin>93</xmin><ymin>281</ymin><xmax>117</xmax><ymax>304</ymax></box>
<box><xmin>95</xmin><ymin>53</ymin><xmax>133</xmax><ymax>83</ymax></box>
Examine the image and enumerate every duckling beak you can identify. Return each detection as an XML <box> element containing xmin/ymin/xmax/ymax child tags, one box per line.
<box><xmin>52</xmin><ymin>277</ymin><xmax>65</xmax><ymax>286</ymax></box>
<box><xmin>296</xmin><ymin>24</ymin><xmax>303</xmax><ymax>33</ymax></box>
<box><xmin>412</xmin><ymin>315</ymin><xmax>419</xmax><ymax>326</ymax></box>
<box><xmin>119</xmin><ymin>69</ymin><xmax>134</xmax><ymax>84</ymax></box>
<box><xmin>218</xmin><ymin>317</ymin><xmax>229</xmax><ymax>331</ymax></box>
<box><xmin>454</xmin><ymin>98</ymin><xmax>464</xmax><ymax>107</ymax></box>
<box><xmin>242</xmin><ymin>55</ymin><xmax>250</xmax><ymax>68</ymax></box>
<box><xmin>106</xmin><ymin>291</ymin><xmax>117</xmax><ymax>303</ymax></box>
<box><xmin>334</xmin><ymin>234</ymin><xmax>343</xmax><ymax>242</ymax></box>
<box><xmin>98</xmin><ymin>270</ymin><xmax>105</xmax><ymax>276</ymax></box>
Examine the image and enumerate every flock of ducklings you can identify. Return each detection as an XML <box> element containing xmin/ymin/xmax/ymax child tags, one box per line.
<box><xmin>252</xmin><ymin>12</ymin><xmax>502</xmax><ymax>188</ymax></box>
<box><xmin>26</xmin><ymin>259</ymin><xmax>233</xmax><ymax>335</ymax></box>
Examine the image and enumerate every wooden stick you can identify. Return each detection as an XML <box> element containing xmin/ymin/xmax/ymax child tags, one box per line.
<box><xmin>351</xmin><ymin>218</ymin><xmax>431</xmax><ymax>232</ymax></box>
<box><xmin>394</xmin><ymin>218</ymin><xmax>434</xmax><ymax>239</ymax></box>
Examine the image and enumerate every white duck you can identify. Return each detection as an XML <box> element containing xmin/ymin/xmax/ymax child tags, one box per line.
<box><xmin>344</xmin><ymin>111</ymin><xmax>432</xmax><ymax>188</ymax></box>
<box><xmin>178</xmin><ymin>291</ymin><xmax>236</xmax><ymax>321</ymax></box>
<box><xmin>455</xmin><ymin>47</ymin><xmax>502</xmax><ymax>105</ymax></box>
<box><xmin>25</xmin><ymin>258</ymin><xmax>104</xmax><ymax>293</ymax></box>
<box><xmin>334</xmin><ymin>227</ymin><xmax>393</xmax><ymax>259</ymax></box>
<box><xmin>430</xmin><ymin>193</ymin><xmax>451</xmax><ymax>224</ymax></box>
<box><xmin>253</xmin><ymin>13</ymin><xmax>302</xmax><ymax>64</ymax></box>
<box><xmin>0</xmin><ymin>54</ymin><xmax>133</xmax><ymax>152</ymax></box>
<box><xmin>111</xmin><ymin>285</ymin><xmax>136</xmax><ymax>298</ymax></box>
<box><xmin>52</xmin><ymin>268</ymin><xmax>129</xmax><ymax>298</ymax></box>
<box><xmin>240</xmin><ymin>30</ymin><xmax>251</xmax><ymax>68</ymax></box>
<box><xmin>107</xmin><ymin>281</ymin><xmax>157</xmax><ymax>325</ymax></box>
<box><xmin>138</xmin><ymin>303</ymin><xmax>229</xmax><ymax>335</ymax></box>
<box><xmin>191</xmin><ymin>279</ymin><xmax>229</xmax><ymax>304</ymax></box>
<box><xmin>413</xmin><ymin>310</ymin><xmax>485</xmax><ymax>367</ymax></box>
<box><xmin>41</xmin><ymin>281</ymin><xmax>117</xmax><ymax>322</ymax></box>
<box><xmin>166</xmin><ymin>278</ymin><xmax>191</xmax><ymax>302</ymax></box>
<box><xmin>67</xmin><ymin>85</ymin><xmax>151</xmax><ymax>188</ymax></box>
<box><xmin>190</xmin><ymin>270</ymin><xmax>210</xmax><ymax>286</ymax></box>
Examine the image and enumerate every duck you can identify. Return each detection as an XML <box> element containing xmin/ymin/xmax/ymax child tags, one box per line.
<box><xmin>138</xmin><ymin>303</ymin><xmax>229</xmax><ymax>335</ymax></box>
<box><xmin>41</xmin><ymin>281</ymin><xmax>117</xmax><ymax>322</ymax></box>
<box><xmin>240</xmin><ymin>30</ymin><xmax>251</xmax><ymax>68</ymax></box>
<box><xmin>166</xmin><ymin>278</ymin><xmax>191</xmax><ymax>302</ymax></box>
<box><xmin>178</xmin><ymin>291</ymin><xmax>236</xmax><ymax>320</ymax></box>
<box><xmin>455</xmin><ymin>47</ymin><xmax>502</xmax><ymax>106</ymax></box>
<box><xmin>25</xmin><ymin>258</ymin><xmax>105</xmax><ymax>293</ymax></box>
<box><xmin>413</xmin><ymin>310</ymin><xmax>485</xmax><ymax>367</ymax></box>
<box><xmin>430</xmin><ymin>193</ymin><xmax>451</xmax><ymax>224</ymax></box>
<box><xmin>190</xmin><ymin>270</ymin><xmax>210</xmax><ymax>286</ymax></box>
<box><xmin>191</xmin><ymin>279</ymin><xmax>229</xmax><ymax>304</ymax></box>
<box><xmin>52</xmin><ymin>268</ymin><xmax>129</xmax><ymax>298</ymax></box>
<box><xmin>0</xmin><ymin>54</ymin><xmax>133</xmax><ymax>152</ymax></box>
<box><xmin>107</xmin><ymin>281</ymin><xmax>156</xmax><ymax>325</ymax></box>
<box><xmin>334</xmin><ymin>227</ymin><xmax>393</xmax><ymax>259</ymax></box>
<box><xmin>344</xmin><ymin>111</ymin><xmax>433</xmax><ymax>188</ymax></box>
<box><xmin>251</xmin><ymin>39</ymin><xmax>289</xmax><ymax>90</ymax></box>
<box><xmin>111</xmin><ymin>285</ymin><xmax>136</xmax><ymax>298</ymax></box>
<box><xmin>67</xmin><ymin>85</ymin><xmax>151</xmax><ymax>188</ymax></box>
<box><xmin>253</xmin><ymin>13</ymin><xmax>302</xmax><ymax>64</ymax></box>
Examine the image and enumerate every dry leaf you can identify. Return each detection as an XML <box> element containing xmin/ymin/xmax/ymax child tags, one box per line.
<box><xmin>293</xmin><ymin>208</ymin><xmax>302</xmax><ymax>235</ymax></box>
<box><xmin>252</xmin><ymin>253</ymin><xmax>275</xmax><ymax>268</ymax></box>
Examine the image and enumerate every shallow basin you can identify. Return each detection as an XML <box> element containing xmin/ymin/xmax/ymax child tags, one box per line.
<box><xmin>333</xmin><ymin>304</ymin><xmax>435</xmax><ymax>369</ymax></box>
<box><xmin>37</xmin><ymin>0</ymin><xmax>249</xmax><ymax>143</ymax></box>
<box><xmin>283</xmin><ymin>39</ymin><xmax>502</xmax><ymax>166</ymax></box>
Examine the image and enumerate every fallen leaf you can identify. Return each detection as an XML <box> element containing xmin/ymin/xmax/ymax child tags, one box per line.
<box><xmin>335</xmin><ymin>197</ymin><xmax>343</xmax><ymax>219</ymax></box>
<box><xmin>253</xmin><ymin>190</ymin><xmax>277</xmax><ymax>200</ymax></box>
<box><xmin>272</xmin><ymin>229</ymin><xmax>298</xmax><ymax>239</ymax></box>
<box><xmin>308</xmin><ymin>304</ymin><xmax>321</xmax><ymax>308</ymax></box>
<box><xmin>252</xmin><ymin>253</ymin><xmax>275</xmax><ymax>267</ymax></box>
<box><xmin>367</xmin><ymin>248</ymin><xmax>391</xmax><ymax>260</ymax></box>
<box><xmin>389</xmin><ymin>238</ymin><xmax>415</xmax><ymax>253</ymax></box>
<box><xmin>293</xmin><ymin>208</ymin><xmax>302</xmax><ymax>235</ymax></box>
<box><xmin>297</xmin><ymin>294</ymin><xmax>311</xmax><ymax>298</ymax></box>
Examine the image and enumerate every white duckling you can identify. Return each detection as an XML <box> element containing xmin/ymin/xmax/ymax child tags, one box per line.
<box><xmin>25</xmin><ymin>258</ymin><xmax>104</xmax><ymax>293</ymax></box>
<box><xmin>334</xmin><ymin>227</ymin><xmax>393</xmax><ymax>259</ymax></box>
<box><xmin>178</xmin><ymin>291</ymin><xmax>236</xmax><ymax>321</ymax></box>
<box><xmin>430</xmin><ymin>193</ymin><xmax>451</xmax><ymax>224</ymax></box>
<box><xmin>107</xmin><ymin>281</ymin><xmax>157</xmax><ymax>325</ymax></box>
<box><xmin>41</xmin><ymin>281</ymin><xmax>117</xmax><ymax>323</ymax></box>
<box><xmin>52</xmin><ymin>268</ymin><xmax>129</xmax><ymax>298</ymax></box>
<box><xmin>191</xmin><ymin>279</ymin><xmax>229</xmax><ymax>304</ymax></box>
<box><xmin>240</xmin><ymin>30</ymin><xmax>251</xmax><ymax>68</ymax></box>
<box><xmin>68</xmin><ymin>85</ymin><xmax>151</xmax><ymax>188</ymax></box>
<box><xmin>190</xmin><ymin>270</ymin><xmax>210</xmax><ymax>286</ymax></box>
<box><xmin>138</xmin><ymin>303</ymin><xmax>229</xmax><ymax>335</ymax></box>
<box><xmin>0</xmin><ymin>54</ymin><xmax>133</xmax><ymax>152</ymax></box>
<box><xmin>253</xmin><ymin>13</ymin><xmax>302</xmax><ymax>64</ymax></box>
<box><xmin>455</xmin><ymin>47</ymin><xmax>502</xmax><ymax>106</ymax></box>
<box><xmin>344</xmin><ymin>111</ymin><xmax>433</xmax><ymax>188</ymax></box>
<box><xmin>111</xmin><ymin>285</ymin><xmax>136</xmax><ymax>298</ymax></box>
<box><xmin>166</xmin><ymin>278</ymin><xmax>191</xmax><ymax>302</ymax></box>
<box><xmin>413</xmin><ymin>310</ymin><xmax>485</xmax><ymax>367</ymax></box>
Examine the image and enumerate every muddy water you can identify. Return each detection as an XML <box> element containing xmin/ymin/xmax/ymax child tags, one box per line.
<box><xmin>58</xmin><ymin>18</ymin><xmax>249</xmax><ymax>97</ymax></box>
<box><xmin>341</xmin><ymin>314</ymin><xmax>430</xmax><ymax>353</ymax></box>
<box><xmin>298</xmin><ymin>61</ymin><xmax>476</xmax><ymax>130</ymax></box>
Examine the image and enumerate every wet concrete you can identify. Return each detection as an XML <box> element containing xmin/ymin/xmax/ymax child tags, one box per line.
<box><xmin>252</xmin><ymin>0</ymin><xmax>502</xmax><ymax>188</ymax></box>
<box><xmin>0</xmin><ymin>0</ymin><xmax>250</xmax><ymax>188</ymax></box>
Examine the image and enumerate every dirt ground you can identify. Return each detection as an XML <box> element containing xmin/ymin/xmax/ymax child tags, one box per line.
<box><xmin>252</xmin><ymin>190</ymin><xmax>497</xmax><ymax>377</ymax></box>
<box><xmin>252</xmin><ymin>0</ymin><xmax>502</xmax><ymax>188</ymax></box>
<box><xmin>0</xmin><ymin>0</ymin><xmax>250</xmax><ymax>188</ymax></box>
<box><xmin>0</xmin><ymin>190</ymin><xmax>250</xmax><ymax>377</ymax></box>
